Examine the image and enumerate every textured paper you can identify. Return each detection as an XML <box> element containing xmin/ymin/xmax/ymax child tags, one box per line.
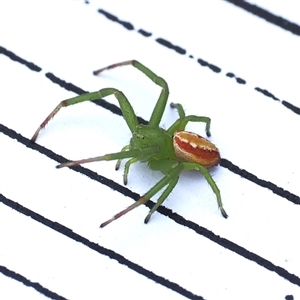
<box><xmin>0</xmin><ymin>1</ymin><xmax>299</xmax><ymax>299</ymax></box>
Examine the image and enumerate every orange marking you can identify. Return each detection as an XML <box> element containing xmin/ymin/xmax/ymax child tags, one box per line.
<box><xmin>173</xmin><ymin>131</ymin><xmax>220</xmax><ymax>168</ymax></box>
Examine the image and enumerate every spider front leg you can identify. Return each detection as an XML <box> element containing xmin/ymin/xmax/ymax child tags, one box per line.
<box><xmin>113</xmin><ymin>145</ymin><xmax>133</xmax><ymax>184</ymax></box>
<box><xmin>56</xmin><ymin>146</ymin><xmax>158</xmax><ymax>169</ymax></box>
<box><xmin>94</xmin><ymin>60</ymin><xmax>169</xmax><ymax>127</ymax></box>
<box><xmin>31</xmin><ymin>88</ymin><xmax>139</xmax><ymax>142</ymax></box>
<box><xmin>115</xmin><ymin>145</ymin><xmax>130</xmax><ymax>171</ymax></box>
<box><xmin>123</xmin><ymin>157</ymin><xmax>139</xmax><ymax>185</ymax></box>
<box><xmin>113</xmin><ymin>145</ymin><xmax>139</xmax><ymax>185</ymax></box>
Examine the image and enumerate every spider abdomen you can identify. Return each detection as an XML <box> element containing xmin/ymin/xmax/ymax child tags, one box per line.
<box><xmin>173</xmin><ymin>131</ymin><xmax>220</xmax><ymax>168</ymax></box>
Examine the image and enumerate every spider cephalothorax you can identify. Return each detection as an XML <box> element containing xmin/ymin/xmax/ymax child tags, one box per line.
<box><xmin>31</xmin><ymin>60</ymin><xmax>227</xmax><ymax>227</ymax></box>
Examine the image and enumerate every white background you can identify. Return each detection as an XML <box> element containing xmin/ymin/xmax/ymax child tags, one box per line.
<box><xmin>0</xmin><ymin>0</ymin><xmax>300</xmax><ymax>299</ymax></box>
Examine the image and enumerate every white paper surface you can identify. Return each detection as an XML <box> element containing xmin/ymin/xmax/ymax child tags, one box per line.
<box><xmin>0</xmin><ymin>1</ymin><xmax>299</xmax><ymax>299</ymax></box>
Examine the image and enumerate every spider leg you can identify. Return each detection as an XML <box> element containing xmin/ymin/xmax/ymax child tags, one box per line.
<box><xmin>123</xmin><ymin>157</ymin><xmax>139</xmax><ymax>185</ymax></box>
<box><xmin>31</xmin><ymin>88</ymin><xmax>139</xmax><ymax>142</ymax></box>
<box><xmin>144</xmin><ymin>176</ymin><xmax>179</xmax><ymax>224</ymax></box>
<box><xmin>168</xmin><ymin>103</ymin><xmax>211</xmax><ymax>137</ymax></box>
<box><xmin>170</xmin><ymin>102</ymin><xmax>186</xmax><ymax>119</ymax></box>
<box><xmin>115</xmin><ymin>145</ymin><xmax>130</xmax><ymax>170</ymax></box>
<box><xmin>100</xmin><ymin>164</ymin><xmax>182</xmax><ymax>227</ymax></box>
<box><xmin>182</xmin><ymin>162</ymin><xmax>228</xmax><ymax>218</ymax></box>
<box><xmin>56</xmin><ymin>146</ymin><xmax>158</xmax><ymax>169</ymax></box>
<box><xmin>114</xmin><ymin>145</ymin><xmax>137</xmax><ymax>185</ymax></box>
<box><xmin>100</xmin><ymin>197</ymin><xmax>148</xmax><ymax>228</ymax></box>
<box><xmin>94</xmin><ymin>60</ymin><xmax>169</xmax><ymax>127</ymax></box>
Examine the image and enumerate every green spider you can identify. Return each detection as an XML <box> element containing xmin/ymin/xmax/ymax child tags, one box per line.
<box><xmin>31</xmin><ymin>60</ymin><xmax>228</xmax><ymax>227</ymax></box>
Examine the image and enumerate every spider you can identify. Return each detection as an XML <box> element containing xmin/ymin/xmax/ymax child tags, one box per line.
<box><xmin>31</xmin><ymin>60</ymin><xmax>228</xmax><ymax>227</ymax></box>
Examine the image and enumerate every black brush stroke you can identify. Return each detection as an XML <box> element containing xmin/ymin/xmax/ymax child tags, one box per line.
<box><xmin>282</xmin><ymin>100</ymin><xmax>300</xmax><ymax>115</ymax></box>
<box><xmin>0</xmin><ymin>46</ymin><xmax>42</xmax><ymax>72</ymax></box>
<box><xmin>0</xmin><ymin>123</ymin><xmax>299</xmax><ymax>287</ymax></box>
<box><xmin>0</xmin><ymin>193</ymin><xmax>204</xmax><ymax>300</ymax></box>
<box><xmin>255</xmin><ymin>87</ymin><xmax>280</xmax><ymax>101</ymax></box>
<box><xmin>226</xmin><ymin>73</ymin><xmax>246</xmax><ymax>84</ymax></box>
<box><xmin>224</xmin><ymin>0</ymin><xmax>300</xmax><ymax>36</ymax></box>
<box><xmin>197</xmin><ymin>58</ymin><xmax>221</xmax><ymax>73</ymax></box>
<box><xmin>0</xmin><ymin>265</ymin><xmax>68</xmax><ymax>300</ymax></box>
<box><xmin>221</xmin><ymin>159</ymin><xmax>300</xmax><ymax>205</ymax></box>
<box><xmin>156</xmin><ymin>38</ymin><xmax>186</xmax><ymax>55</ymax></box>
<box><xmin>98</xmin><ymin>9</ymin><xmax>134</xmax><ymax>30</ymax></box>
<box><xmin>138</xmin><ymin>29</ymin><xmax>152</xmax><ymax>37</ymax></box>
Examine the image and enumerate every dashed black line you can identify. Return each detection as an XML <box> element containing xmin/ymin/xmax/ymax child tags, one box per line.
<box><xmin>96</xmin><ymin>8</ymin><xmax>300</xmax><ymax>115</ymax></box>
